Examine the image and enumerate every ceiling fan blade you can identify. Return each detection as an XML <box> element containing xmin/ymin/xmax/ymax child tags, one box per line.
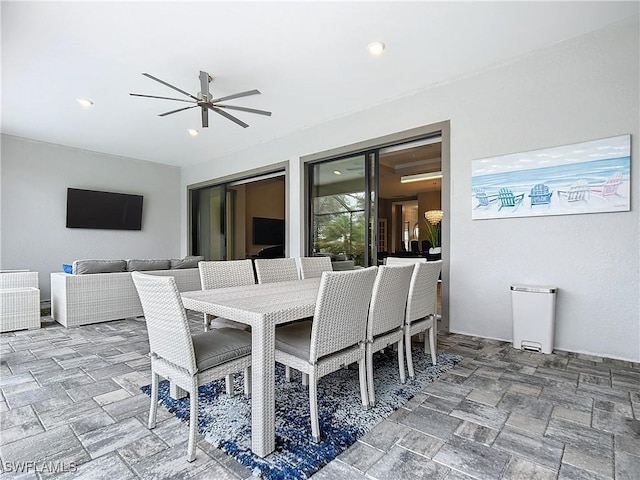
<box><xmin>142</xmin><ymin>73</ymin><xmax>198</xmax><ymax>101</ymax></box>
<box><xmin>210</xmin><ymin>89</ymin><xmax>261</xmax><ymax>104</ymax></box>
<box><xmin>214</xmin><ymin>104</ymin><xmax>272</xmax><ymax>116</ymax></box>
<box><xmin>130</xmin><ymin>93</ymin><xmax>197</xmax><ymax>104</ymax></box>
<box><xmin>158</xmin><ymin>105</ymin><xmax>198</xmax><ymax>117</ymax></box>
<box><xmin>202</xmin><ymin>107</ymin><xmax>209</xmax><ymax>128</ymax></box>
<box><xmin>210</xmin><ymin>106</ymin><xmax>249</xmax><ymax>128</ymax></box>
<box><xmin>199</xmin><ymin>71</ymin><xmax>210</xmax><ymax>99</ymax></box>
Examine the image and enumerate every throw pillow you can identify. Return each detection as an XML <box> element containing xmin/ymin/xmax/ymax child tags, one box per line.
<box><xmin>170</xmin><ymin>256</ymin><xmax>205</xmax><ymax>269</ymax></box>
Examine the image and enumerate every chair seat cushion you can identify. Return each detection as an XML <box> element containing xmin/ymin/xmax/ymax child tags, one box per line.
<box><xmin>275</xmin><ymin>320</ymin><xmax>313</xmax><ymax>359</ymax></box>
<box><xmin>191</xmin><ymin>328</ymin><xmax>251</xmax><ymax>371</ymax></box>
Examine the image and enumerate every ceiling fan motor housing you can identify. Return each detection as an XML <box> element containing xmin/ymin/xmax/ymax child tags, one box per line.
<box><xmin>197</xmin><ymin>91</ymin><xmax>213</xmax><ymax>102</ymax></box>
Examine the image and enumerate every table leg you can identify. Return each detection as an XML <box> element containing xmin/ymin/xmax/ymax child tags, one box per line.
<box><xmin>251</xmin><ymin>317</ymin><xmax>275</xmax><ymax>457</ymax></box>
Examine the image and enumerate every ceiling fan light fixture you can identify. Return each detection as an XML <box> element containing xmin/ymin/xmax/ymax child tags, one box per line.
<box><xmin>76</xmin><ymin>98</ymin><xmax>93</xmax><ymax>108</ymax></box>
<box><xmin>367</xmin><ymin>41</ymin><xmax>386</xmax><ymax>56</ymax></box>
<box><xmin>187</xmin><ymin>129</ymin><xmax>199</xmax><ymax>137</ymax></box>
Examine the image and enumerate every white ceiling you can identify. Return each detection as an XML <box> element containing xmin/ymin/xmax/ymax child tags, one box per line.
<box><xmin>2</xmin><ymin>2</ymin><xmax>637</xmax><ymax>168</ymax></box>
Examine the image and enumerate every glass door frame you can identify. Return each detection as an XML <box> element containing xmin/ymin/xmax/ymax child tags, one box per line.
<box><xmin>187</xmin><ymin>162</ymin><xmax>289</xmax><ymax>259</ymax></box>
<box><xmin>190</xmin><ymin>183</ymin><xmax>227</xmax><ymax>260</ymax></box>
<box><xmin>306</xmin><ymin>150</ymin><xmax>378</xmax><ymax>267</ymax></box>
<box><xmin>302</xmin><ymin>121</ymin><xmax>450</xmax><ymax>331</ymax></box>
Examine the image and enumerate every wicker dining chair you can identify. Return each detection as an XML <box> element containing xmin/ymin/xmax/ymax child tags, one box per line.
<box><xmin>198</xmin><ymin>260</ymin><xmax>255</xmax><ymax>394</ymax></box>
<box><xmin>131</xmin><ymin>272</ymin><xmax>252</xmax><ymax>462</ymax></box>
<box><xmin>365</xmin><ymin>264</ymin><xmax>414</xmax><ymax>405</ymax></box>
<box><xmin>404</xmin><ymin>261</ymin><xmax>442</xmax><ymax>378</ymax></box>
<box><xmin>254</xmin><ymin>258</ymin><xmax>299</xmax><ymax>284</ymax></box>
<box><xmin>274</xmin><ymin>267</ymin><xmax>378</xmax><ymax>442</ymax></box>
<box><xmin>198</xmin><ymin>260</ymin><xmax>255</xmax><ymax>331</ymax></box>
<box><xmin>385</xmin><ymin>256</ymin><xmax>427</xmax><ymax>266</ymax></box>
<box><xmin>297</xmin><ymin>256</ymin><xmax>332</xmax><ymax>279</ymax></box>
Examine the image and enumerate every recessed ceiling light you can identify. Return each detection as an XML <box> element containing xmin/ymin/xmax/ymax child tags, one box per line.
<box><xmin>367</xmin><ymin>41</ymin><xmax>386</xmax><ymax>56</ymax></box>
<box><xmin>76</xmin><ymin>98</ymin><xmax>93</xmax><ymax>108</ymax></box>
<box><xmin>187</xmin><ymin>129</ymin><xmax>199</xmax><ymax>137</ymax></box>
<box><xmin>333</xmin><ymin>170</ymin><xmax>342</xmax><ymax>175</ymax></box>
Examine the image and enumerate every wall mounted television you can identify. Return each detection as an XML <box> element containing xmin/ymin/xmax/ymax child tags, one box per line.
<box><xmin>66</xmin><ymin>188</ymin><xmax>143</xmax><ymax>230</ymax></box>
<box><xmin>252</xmin><ymin>217</ymin><xmax>285</xmax><ymax>245</ymax></box>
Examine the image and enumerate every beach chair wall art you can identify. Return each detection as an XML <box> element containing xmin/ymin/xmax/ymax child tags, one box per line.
<box><xmin>474</xmin><ymin>189</ymin><xmax>498</xmax><ymax>209</ymax></box>
<box><xmin>497</xmin><ymin>188</ymin><xmax>525</xmax><ymax>210</ymax></box>
<box><xmin>471</xmin><ymin>135</ymin><xmax>630</xmax><ymax>220</ymax></box>
<box><xmin>529</xmin><ymin>184</ymin><xmax>553</xmax><ymax>207</ymax></box>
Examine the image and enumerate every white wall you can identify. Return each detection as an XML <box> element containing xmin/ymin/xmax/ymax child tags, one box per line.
<box><xmin>1</xmin><ymin>135</ymin><xmax>182</xmax><ymax>299</ymax></box>
<box><xmin>182</xmin><ymin>19</ymin><xmax>639</xmax><ymax>361</ymax></box>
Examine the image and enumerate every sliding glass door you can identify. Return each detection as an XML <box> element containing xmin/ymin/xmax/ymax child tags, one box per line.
<box><xmin>308</xmin><ymin>153</ymin><xmax>376</xmax><ymax>267</ymax></box>
<box><xmin>191</xmin><ymin>185</ymin><xmax>226</xmax><ymax>260</ymax></box>
<box><xmin>307</xmin><ymin>134</ymin><xmax>443</xmax><ymax>267</ymax></box>
<box><xmin>190</xmin><ymin>171</ymin><xmax>286</xmax><ymax>261</ymax></box>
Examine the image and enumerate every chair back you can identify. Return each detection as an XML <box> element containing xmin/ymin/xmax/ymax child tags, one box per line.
<box><xmin>131</xmin><ymin>272</ymin><xmax>197</xmax><ymax>374</ymax></box>
<box><xmin>566</xmin><ymin>179</ymin><xmax>589</xmax><ymax>202</ymax></box>
<box><xmin>298</xmin><ymin>257</ymin><xmax>332</xmax><ymax>279</ymax></box>
<box><xmin>475</xmin><ymin>189</ymin><xmax>489</xmax><ymax>206</ymax></box>
<box><xmin>367</xmin><ymin>265</ymin><xmax>413</xmax><ymax>340</ymax></box>
<box><xmin>607</xmin><ymin>172</ymin><xmax>623</xmax><ymax>185</ymax></box>
<box><xmin>309</xmin><ymin>267</ymin><xmax>377</xmax><ymax>362</ymax></box>
<box><xmin>529</xmin><ymin>184</ymin><xmax>552</xmax><ymax>205</ymax></box>
<box><xmin>254</xmin><ymin>258</ymin><xmax>299</xmax><ymax>284</ymax></box>
<box><xmin>498</xmin><ymin>188</ymin><xmax>516</xmax><ymax>207</ymax></box>
<box><xmin>0</xmin><ymin>271</ymin><xmax>38</xmax><ymax>289</ymax></box>
<box><xmin>386</xmin><ymin>257</ymin><xmax>426</xmax><ymax>266</ymax></box>
<box><xmin>601</xmin><ymin>172</ymin><xmax>623</xmax><ymax>195</ymax></box>
<box><xmin>406</xmin><ymin>261</ymin><xmax>442</xmax><ymax>324</ymax></box>
<box><xmin>199</xmin><ymin>260</ymin><xmax>255</xmax><ymax>290</ymax></box>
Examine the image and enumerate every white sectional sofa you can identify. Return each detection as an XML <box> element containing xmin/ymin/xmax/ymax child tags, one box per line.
<box><xmin>51</xmin><ymin>258</ymin><xmax>202</xmax><ymax>327</ymax></box>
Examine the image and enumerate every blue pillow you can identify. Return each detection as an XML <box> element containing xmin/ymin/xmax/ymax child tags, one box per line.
<box><xmin>62</xmin><ymin>264</ymin><xmax>73</xmax><ymax>274</ymax></box>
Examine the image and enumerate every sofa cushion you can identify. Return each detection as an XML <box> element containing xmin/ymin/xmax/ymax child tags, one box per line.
<box><xmin>126</xmin><ymin>259</ymin><xmax>171</xmax><ymax>272</ymax></box>
<box><xmin>73</xmin><ymin>259</ymin><xmax>127</xmax><ymax>274</ymax></box>
<box><xmin>62</xmin><ymin>264</ymin><xmax>73</xmax><ymax>274</ymax></box>
<box><xmin>170</xmin><ymin>256</ymin><xmax>204</xmax><ymax>269</ymax></box>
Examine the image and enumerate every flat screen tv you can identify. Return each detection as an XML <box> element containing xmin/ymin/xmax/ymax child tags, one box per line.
<box><xmin>66</xmin><ymin>188</ymin><xmax>143</xmax><ymax>230</ymax></box>
<box><xmin>252</xmin><ymin>217</ymin><xmax>285</xmax><ymax>245</ymax></box>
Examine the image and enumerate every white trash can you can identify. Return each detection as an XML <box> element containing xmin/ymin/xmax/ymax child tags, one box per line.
<box><xmin>511</xmin><ymin>285</ymin><xmax>557</xmax><ymax>354</ymax></box>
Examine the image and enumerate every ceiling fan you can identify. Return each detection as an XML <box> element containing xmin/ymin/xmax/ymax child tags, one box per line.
<box><xmin>130</xmin><ymin>71</ymin><xmax>271</xmax><ymax>128</ymax></box>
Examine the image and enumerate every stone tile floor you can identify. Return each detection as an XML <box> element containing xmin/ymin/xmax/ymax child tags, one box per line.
<box><xmin>1</xmin><ymin>313</ymin><xmax>638</xmax><ymax>479</ymax></box>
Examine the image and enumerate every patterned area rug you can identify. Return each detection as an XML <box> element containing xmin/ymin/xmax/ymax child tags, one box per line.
<box><xmin>142</xmin><ymin>346</ymin><xmax>462</xmax><ymax>479</ymax></box>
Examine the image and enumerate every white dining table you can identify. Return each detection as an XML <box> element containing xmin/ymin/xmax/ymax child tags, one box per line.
<box><xmin>180</xmin><ymin>277</ymin><xmax>321</xmax><ymax>458</ymax></box>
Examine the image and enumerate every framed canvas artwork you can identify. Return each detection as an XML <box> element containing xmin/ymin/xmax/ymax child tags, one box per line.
<box><xmin>471</xmin><ymin>135</ymin><xmax>630</xmax><ymax>220</ymax></box>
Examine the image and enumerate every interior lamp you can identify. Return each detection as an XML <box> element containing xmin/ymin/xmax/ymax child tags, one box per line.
<box><xmin>424</xmin><ymin>210</ymin><xmax>443</xmax><ymax>225</ymax></box>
